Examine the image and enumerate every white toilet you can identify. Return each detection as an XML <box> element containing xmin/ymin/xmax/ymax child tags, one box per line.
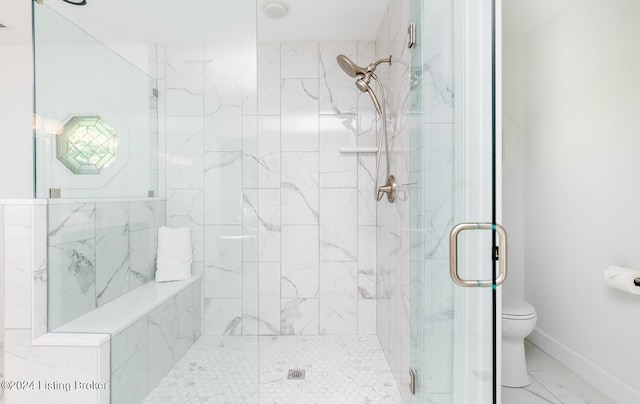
<box><xmin>501</xmin><ymin>294</ymin><xmax>537</xmax><ymax>387</ymax></box>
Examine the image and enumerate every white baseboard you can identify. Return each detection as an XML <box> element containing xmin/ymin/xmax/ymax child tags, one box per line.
<box><xmin>528</xmin><ymin>328</ymin><xmax>640</xmax><ymax>404</ymax></box>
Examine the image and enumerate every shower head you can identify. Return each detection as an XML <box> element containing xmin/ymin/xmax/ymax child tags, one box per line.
<box><xmin>336</xmin><ymin>54</ymin><xmax>392</xmax><ymax>115</ymax></box>
<box><xmin>336</xmin><ymin>54</ymin><xmax>368</xmax><ymax>78</ymax></box>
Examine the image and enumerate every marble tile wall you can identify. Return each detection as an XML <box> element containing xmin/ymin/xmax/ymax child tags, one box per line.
<box><xmin>110</xmin><ymin>279</ymin><xmax>201</xmax><ymax>404</ymax></box>
<box><xmin>1</xmin><ymin>200</ymin><xmax>111</xmax><ymax>404</ymax></box>
<box><xmin>374</xmin><ymin>0</ymin><xmax>414</xmax><ymax>402</ymax></box>
<box><xmin>161</xmin><ymin>40</ymin><xmax>378</xmax><ymax>336</ymax></box>
<box><xmin>47</xmin><ymin>200</ymin><xmax>166</xmax><ymax>330</ymax></box>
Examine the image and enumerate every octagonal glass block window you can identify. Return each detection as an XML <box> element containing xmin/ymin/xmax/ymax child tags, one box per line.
<box><xmin>57</xmin><ymin>116</ymin><xmax>118</xmax><ymax>174</ymax></box>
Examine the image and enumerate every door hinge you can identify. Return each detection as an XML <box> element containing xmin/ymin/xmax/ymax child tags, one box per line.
<box><xmin>408</xmin><ymin>23</ymin><xmax>417</xmax><ymax>49</ymax></box>
<box><xmin>409</xmin><ymin>368</ymin><xmax>416</xmax><ymax>395</ymax></box>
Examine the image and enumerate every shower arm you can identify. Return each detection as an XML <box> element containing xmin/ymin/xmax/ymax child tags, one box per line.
<box><xmin>370</xmin><ymin>56</ymin><xmax>392</xmax><ymax>70</ymax></box>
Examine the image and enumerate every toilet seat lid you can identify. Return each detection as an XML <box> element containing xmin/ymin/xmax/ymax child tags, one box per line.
<box><xmin>502</xmin><ymin>294</ymin><xmax>536</xmax><ymax>317</ymax></box>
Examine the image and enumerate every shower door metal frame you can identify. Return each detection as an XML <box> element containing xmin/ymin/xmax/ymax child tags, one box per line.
<box><xmin>449</xmin><ymin>0</ymin><xmax>503</xmax><ymax>401</ymax></box>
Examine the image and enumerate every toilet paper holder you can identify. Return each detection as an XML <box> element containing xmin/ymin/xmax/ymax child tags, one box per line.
<box><xmin>635</xmin><ymin>278</ymin><xmax>640</xmax><ymax>287</ymax></box>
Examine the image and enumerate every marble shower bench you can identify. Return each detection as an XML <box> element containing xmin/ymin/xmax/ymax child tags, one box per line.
<box><xmin>53</xmin><ymin>274</ymin><xmax>203</xmax><ymax>404</ymax></box>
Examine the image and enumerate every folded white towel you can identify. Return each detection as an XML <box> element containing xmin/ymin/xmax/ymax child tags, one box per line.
<box><xmin>155</xmin><ymin>226</ymin><xmax>192</xmax><ymax>282</ymax></box>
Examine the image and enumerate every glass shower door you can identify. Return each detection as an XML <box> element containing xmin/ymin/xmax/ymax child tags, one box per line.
<box><xmin>411</xmin><ymin>0</ymin><xmax>501</xmax><ymax>402</ymax></box>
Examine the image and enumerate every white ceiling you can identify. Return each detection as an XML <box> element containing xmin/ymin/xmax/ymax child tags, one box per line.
<box><xmin>2</xmin><ymin>1</ymin><xmax>580</xmax><ymax>51</ymax></box>
<box><xmin>39</xmin><ymin>0</ymin><xmax>388</xmax><ymax>44</ymax></box>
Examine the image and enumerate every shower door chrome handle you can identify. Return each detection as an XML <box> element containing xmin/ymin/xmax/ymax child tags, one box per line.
<box><xmin>449</xmin><ymin>222</ymin><xmax>508</xmax><ymax>287</ymax></box>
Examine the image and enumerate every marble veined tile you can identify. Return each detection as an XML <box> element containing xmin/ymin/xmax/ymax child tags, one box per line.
<box><xmin>4</xmin><ymin>205</ymin><xmax>32</xmax><ymax>330</ymax></box>
<box><xmin>95</xmin><ymin>202</ymin><xmax>130</xmax><ymax>306</ymax></box>
<box><xmin>204</xmin><ymin>225</ymin><xmax>243</xmax><ymax>299</ymax></box>
<box><xmin>502</xmin><ymin>376</ymin><xmax>562</xmax><ymax>404</ymax></box>
<box><xmin>319</xmin><ymin>262</ymin><xmax>357</xmax><ymax>335</ymax></box>
<box><xmin>130</xmin><ymin>228</ymin><xmax>157</xmax><ymax>288</ymax></box>
<box><xmin>257</xmin><ymin>115</ymin><xmax>281</xmax><ymax>189</ymax></box>
<box><xmin>243</xmin><ymin>115</ymin><xmax>259</xmax><ymax>189</ymax></box>
<box><xmin>281</xmin><ymin>41</ymin><xmax>319</xmax><ymax>78</ymax></box>
<box><xmin>281</xmin><ymin>152</ymin><xmax>319</xmax><ymax>225</ymax></box>
<box><xmin>204</xmin><ymin>78</ymin><xmax>243</xmax><ymax>152</ymax></box>
<box><xmin>48</xmin><ymin>240</ymin><xmax>97</xmax><ymax>329</ymax></box>
<box><xmin>280</xmin><ymin>298</ymin><xmax>319</xmax><ymax>335</ymax></box>
<box><xmin>281</xmin><ymin>226</ymin><xmax>319</xmax><ymax>299</ymax></box>
<box><xmin>193</xmin><ymin>278</ymin><xmax>203</xmax><ymax>341</ymax></box>
<box><xmin>258</xmin><ymin>42</ymin><xmax>281</xmax><ymax>115</ymax></box>
<box><xmin>204</xmin><ymin>152</ymin><xmax>243</xmax><ymax>225</ymax></box>
<box><xmin>358</xmin><ymin>225</ymin><xmax>377</xmax><ymax>299</ymax></box>
<box><xmin>319</xmin><ymin>115</ymin><xmax>358</xmax><ymax>187</ymax></box>
<box><xmin>319</xmin><ymin>188</ymin><xmax>358</xmax><ymax>261</ymax></box>
<box><xmin>242</xmin><ymin>190</ymin><xmax>259</xmax><ymax>262</ymax></box>
<box><xmin>147</xmin><ymin>300</ymin><xmax>175</xmax><ymax>390</ymax></box>
<box><xmin>258</xmin><ymin>189</ymin><xmax>281</xmax><ymax>263</ymax></box>
<box><xmin>358</xmin><ymin>299</ymin><xmax>376</xmax><ymax>335</ymax></box>
<box><xmin>242</xmin><ymin>262</ymin><xmax>260</xmax><ymax>336</ymax></box>
<box><xmin>111</xmin><ymin>316</ymin><xmax>148</xmax><ymax>371</ymax></box>
<box><xmin>259</xmin><ymin>262</ymin><xmax>281</xmax><ymax>335</ymax></box>
<box><xmin>130</xmin><ymin>201</ymin><xmax>155</xmax><ymax>232</ymax></box>
<box><xmin>174</xmin><ymin>285</ymin><xmax>194</xmax><ymax>316</ymax></box>
<box><xmin>242</xmin><ymin>40</ymin><xmax>258</xmax><ymax>116</ymax></box>
<box><xmin>4</xmin><ymin>330</ymin><xmax>101</xmax><ymax>404</ymax></box>
<box><xmin>281</xmin><ymin>78</ymin><xmax>319</xmax><ymax>152</ymax></box>
<box><xmin>32</xmin><ymin>203</ymin><xmax>48</xmax><ymax>272</ymax></box>
<box><xmin>32</xmin><ymin>269</ymin><xmax>47</xmax><ymax>338</ymax></box>
<box><xmin>204</xmin><ymin>298</ymin><xmax>243</xmax><ymax>336</ymax></box>
<box><xmin>165</xmin><ymin>44</ymin><xmax>204</xmax><ymax>116</ymax></box>
<box><xmin>112</xmin><ymin>347</ymin><xmax>148</xmax><ymax>404</ymax></box>
<box><xmin>166</xmin><ymin>116</ymin><xmax>204</xmax><ymax>189</ymax></box>
<box><xmin>48</xmin><ymin>203</ymin><xmax>96</xmax><ymax>246</ymax></box>
<box><xmin>319</xmin><ymin>41</ymin><xmax>358</xmax><ymax>115</ymax></box>
<box><xmin>204</xmin><ymin>41</ymin><xmax>242</xmax><ymax>79</ymax></box>
<box><xmin>174</xmin><ymin>308</ymin><xmax>194</xmax><ymax>360</ymax></box>
<box><xmin>423</xmin><ymin>0</ymin><xmax>454</xmax><ymax>123</ymax></box>
<box><xmin>358</xmin><ymin>154</ymin><xmax>378</xmax><ymax>226</ymax></box>
<box><xmin>529</xmin><ymin>372</ymin><xmax>616</xmax><ymax>404</ymax></box>
<box><xmin>166</xmin><ymin>189</ymin><xmax>204</xmax><ymax>263</ymax></box>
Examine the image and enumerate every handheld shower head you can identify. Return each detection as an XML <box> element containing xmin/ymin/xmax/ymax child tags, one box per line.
<box><xmin>336</xmin><ymin>54</ymin><xmax>368</xmax><ymax>78</ymax></box>
<box><xmin>356</xmin><ymin>75</ymin><xmax>382</xmax><ymax>114</ymax></box>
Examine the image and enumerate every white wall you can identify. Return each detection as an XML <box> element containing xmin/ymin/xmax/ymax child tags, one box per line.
<box><xmin>501</xmin><ymin>24</ymin><xmax>526</xmax><ymax>299</ymax></box>
<box><xmin>0</xmin><ymin>0</ymin><xmax>34</xmax><ymax>199</ymax></box>
<box><xmin>516</xmin><ymin>0</ymin><xmax>640</xmax><ymax>399</ymax></box>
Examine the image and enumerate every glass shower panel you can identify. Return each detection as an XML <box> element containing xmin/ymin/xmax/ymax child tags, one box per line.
<box><xmin>409</xmin><ymin>0</ymin><xmax>425</xmax><ymax>400</ymax></box>
<box><xmin>411</xmin><ymin>0</ymin><xmax>497</xmax><ymax>402</ymax></box>
<box><xmin>33</xmin><ymin>3</ymin><xmax>158</xmax><ymax>199</ymax></box>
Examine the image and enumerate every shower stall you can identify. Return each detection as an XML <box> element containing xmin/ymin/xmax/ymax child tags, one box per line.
<box><xmin>19</xmin><ymin>0</ymin><xmax>502</xmax><ymax>403</ymax></box>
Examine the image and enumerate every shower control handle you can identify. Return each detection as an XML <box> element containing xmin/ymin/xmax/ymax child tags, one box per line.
<box><xmin>377</xmin><ymin>175</ymin><xmax>397</xmax><ymax>203</ymax></box>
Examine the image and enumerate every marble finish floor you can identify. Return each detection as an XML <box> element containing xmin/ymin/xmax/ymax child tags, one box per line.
<box><xmin>143</xmin><ymin>335</ymin><xmax>403</xmax><ymax>404</ymax></box>
<box><xmin>502</xmin><ymin>340</ymin><xmax>616</xmax><ymax>404</ymax></box>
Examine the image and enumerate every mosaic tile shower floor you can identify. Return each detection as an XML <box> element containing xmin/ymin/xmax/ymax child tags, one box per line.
<box><xmin>143</xmin><ymin>335</ymin><xmax>403</xmax><ymax>404</ymax></box>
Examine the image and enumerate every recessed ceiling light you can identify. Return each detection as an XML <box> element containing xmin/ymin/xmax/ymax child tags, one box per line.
<box><xmin>262</xmin><ymin>1</ymin><xmax>289</xmax><ymax>19</ymax></box>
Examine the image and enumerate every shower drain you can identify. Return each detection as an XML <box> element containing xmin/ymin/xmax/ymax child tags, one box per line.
<box><xmin>287</xmin><ymin>369</ymin><xmax>306</xmax><ymax>380</ymax></box>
